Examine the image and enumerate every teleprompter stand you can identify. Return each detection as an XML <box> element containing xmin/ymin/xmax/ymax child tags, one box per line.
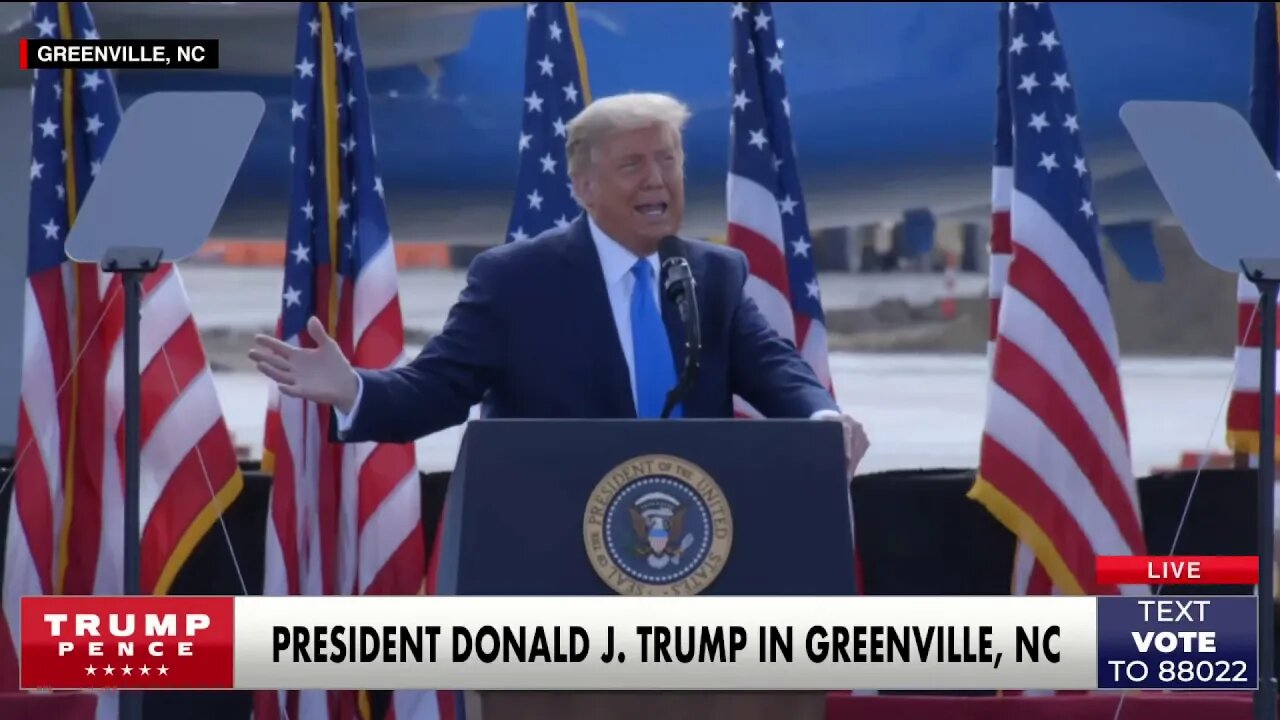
<box><xmin>64</xmin><ymin>91</ymin><xmax>263</xmax><ymax>720</ymax></box>
<box><xmin>1121</xmin><ymin>100</ymin><xmax>1280</xmax><ymax>720</ymax></box>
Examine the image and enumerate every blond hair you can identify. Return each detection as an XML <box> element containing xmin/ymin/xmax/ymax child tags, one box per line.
<box><xmin>566</xmin><ymin>92</ymin><xmax>691</xmax><ymax>177</ymax></box>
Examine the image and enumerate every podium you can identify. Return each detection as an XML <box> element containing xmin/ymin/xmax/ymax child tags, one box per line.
<box><xmin>435</xmin><ymin>418</ymin><xmax>857</xmax><ymax>720</ymax></box>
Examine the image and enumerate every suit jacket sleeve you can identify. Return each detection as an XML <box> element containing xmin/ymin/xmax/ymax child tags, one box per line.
<box><xmin>330</xmin><ymin>250</ymin><xmax>506</xmax><ymax>444</ymax></box>
<box><xmin>727</xmin><ymin>252</ymin><xmax>839</xmax><ymax>418</ymax></box>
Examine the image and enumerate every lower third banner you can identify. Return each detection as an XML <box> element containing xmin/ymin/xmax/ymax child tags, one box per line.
<box><xmin>16</xmin><ymin>594</ymin><xmax>1258</xmax><ymax>691</ymax></box>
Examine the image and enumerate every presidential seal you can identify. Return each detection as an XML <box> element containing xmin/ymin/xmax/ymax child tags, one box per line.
<box><xmin>583</xmin><ymin>454</ymin><xmax>733</xmax><ymax>596</ymax></box>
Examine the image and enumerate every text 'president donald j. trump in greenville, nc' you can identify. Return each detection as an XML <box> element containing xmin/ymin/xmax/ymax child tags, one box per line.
<box><xmin>248</xmin><ymin>91</ymin><xmax>870</xmax><ymax>476</ymax></box>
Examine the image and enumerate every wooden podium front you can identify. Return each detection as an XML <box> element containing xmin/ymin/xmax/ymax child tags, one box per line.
<box><xmin>464</xmin><ymin>691</ymin><xmax>828</xmax><ymax>720</ymax></box>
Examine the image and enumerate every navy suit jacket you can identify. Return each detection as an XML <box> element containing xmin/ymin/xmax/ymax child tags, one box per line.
<box><xmin>337</xmin><ymin>216</ymin><xmax>837</xmax><ymax>444</ymax></box>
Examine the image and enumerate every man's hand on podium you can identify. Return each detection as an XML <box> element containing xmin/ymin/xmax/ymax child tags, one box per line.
<box><xmin>816</xmin><ymin>412</ymin><xmax>869</xmax><ymax>481</ymax></box>
<box><xmin>248</xmin><ymin>316</ymin><xmax>360</xmax><ymax>414</ymax></box>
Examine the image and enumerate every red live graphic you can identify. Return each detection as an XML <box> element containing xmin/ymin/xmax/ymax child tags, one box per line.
<box><xmin>21</xmin><ymin>596</ymin><xmax>234</xmax><ymax>690</ymax></box>
<box><xmin>1095</xmin><ymin>555</ymin><xmax>1259</xmax><ymax>586</ymax></box>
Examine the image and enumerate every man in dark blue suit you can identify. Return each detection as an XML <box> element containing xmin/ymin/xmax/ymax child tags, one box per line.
<box><xmin>250</xmin><ymin>92</ymin><xmax>869</xmax><ymax>476</ymax></box>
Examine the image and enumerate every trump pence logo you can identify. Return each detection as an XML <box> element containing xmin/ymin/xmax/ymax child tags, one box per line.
<box><xmin>583</xmin><ymin>454</ymin><xmax>732</xmax><ymax>596</ymax></box>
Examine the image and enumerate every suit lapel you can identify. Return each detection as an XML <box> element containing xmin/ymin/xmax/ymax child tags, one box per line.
<box><xmin>561</xmin><ymin>218</ymin><xmax>638</xmax><ymax>418</ymax></box>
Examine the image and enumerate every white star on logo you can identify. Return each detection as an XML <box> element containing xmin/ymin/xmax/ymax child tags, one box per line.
<box><xmin>122</xmin><ymin>665</ymin><xmax>133</xmax><ymax>676</ymax></box>
<box><xmin>85</xmin><ymin>665</ymin><xmax>96</xmax><ymax>676</ymax></box>
<box><xmin>140</xmin><ymin>666</ymin><xmax>151</xmax><ymax>676</ymax></box>
<box><xmin>525</xmin><ymin>91</ymin><xmax>543</xmax><ymax>113</ymax></box>
<box><xmin>540</xmin><ymin>153</ymin><xmax>557</xmax><ymax>174</ymax></box>
<box><xmin>537</xmin><ymin>54</ymin><xmax>554</xmax><ymax>76</ymax></box>
<box><xmin>748</xmin><ymin>129</ymin><xmax>768</xmax><ymax>150</ymax></box>
<box><xmin>297</xmin><ymin>57</ymin><xmax>315</xmax><ymax>78</ymax></box>
<box><xmin>283</xmin><ymin>286</ymin><xmax>302</xmax><ymax>307</ymax></box>
<box><xmin>104</xmin><ymin>665</ymin><xmax>114</xmax><ymax>676</ymax></box>
<box><xmin>1038</xmin><ymin>152</ymin><xmax>1058</xmax><ymax>172</ymax></box>
<box><xmin>1028</xmin><ymin>112</ymin><xmax>1048</xmax><ymax>132</ymax></box>
<box><xmin>158</xmin><ymin>666</ymin><xmax>169</xmax><ymax>676</ymax></box>
<box><xmin>291</xmin><ymin>243</ymin><xmax>311</xmax><ymax>264</ymax></box>
<box><xmin>38</xmin><ymin>117</ymin><xmax>58</xmax><ymax>138</ymax></box>
<box><xmin>291</xmin><ymin>101</ymin><xmax>306</xmax><ymax>121</ymax></box>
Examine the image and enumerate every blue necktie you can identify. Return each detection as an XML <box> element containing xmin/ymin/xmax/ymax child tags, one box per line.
<box><xmin>630</xmin><ymin>259</ymin><xmax>681</xmax><ymax>418</ymax></box>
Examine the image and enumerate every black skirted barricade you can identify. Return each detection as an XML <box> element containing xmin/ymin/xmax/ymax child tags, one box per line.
<box><xmin>0</xmin><ymin>458</ymin><xmax>1265</xmax><ymax>719</ymax></box>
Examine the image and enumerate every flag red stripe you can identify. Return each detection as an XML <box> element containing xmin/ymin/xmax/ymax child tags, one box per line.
<box><xmin>979</xmin><ymin>435</ymin><xmax>1120</xmax><ymax>595</ymax></box>
<box><xmin>363</xmin><ymin>527</ymin><xmax>426</xmax><ymax>597</ymax></box>
<box><xmin>1005</xmin><ymin>247</ymin><xmax>1129</xmax><ymax>443</ymax></box>
<box><xmin>1236</xmin><ymin>300</ymin><xmax>1279</xmax><ymax>347</ymax></box>
<box><xmin>727</xmin><ymin>222</ymin><xmax>789</xmax><ymax>296</ymax></box>
<box><xmin>135</xmin><ymin>318</ymin><xmax>203</xmax><ymax>443</ymax></box>
<box><xmin>991</xmin><ymin>210</ymin><xmax>1012</xmax><ymax>255</ymax></box>
<box><xmin>139</xmin><ymin>424</ymin><xmax>239</xmax><ymax>591</ymax></box>
<box><xmin>993</xmin><ymin>340</ymin><xmax>1145</xmax><ymax>553</ymax></box>
<box><xmin>14</xmin><ymin>403</ymin><xmax>56</xmax><ymax>595</ymax></box>
<box><xmin>263</xmin><ymin>406</ymin><xmax>301</xmax><ymax>595</ymax></box>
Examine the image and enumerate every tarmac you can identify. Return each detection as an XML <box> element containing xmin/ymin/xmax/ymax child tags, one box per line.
<box><xmin>175</xmin><ymin>265</ymin><xmax>1239</xmax><ymax>477</ymax></box>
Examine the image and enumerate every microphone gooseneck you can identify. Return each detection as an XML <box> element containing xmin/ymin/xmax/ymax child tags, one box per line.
<box><xmin>658</xmin><ymin>236</ymin><xmax>700</xmax><ymax>419</ymax></box>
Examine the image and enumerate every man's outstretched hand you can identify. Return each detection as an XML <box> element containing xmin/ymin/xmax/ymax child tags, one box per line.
<box><xmin>248</xmin><ymin>316</ymin><xmax>360</xmax><ymax>414</ymax></box>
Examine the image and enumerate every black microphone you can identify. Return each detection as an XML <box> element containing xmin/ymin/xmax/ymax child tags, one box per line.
<box><xmin>658</xmin><ymin>235</ymin><xmax>700</xmax><ymax>419</ymax></box>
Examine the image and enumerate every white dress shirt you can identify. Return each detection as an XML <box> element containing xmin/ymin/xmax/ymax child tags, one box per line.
<box><xmin>334</xmin><ymin>217</ymin><xmax>840</xmax><ymax>431</ymax></box>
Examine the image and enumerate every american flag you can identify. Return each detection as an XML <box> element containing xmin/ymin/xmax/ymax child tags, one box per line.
<box><xmin>257</xmin><ymin>3</ymin><xmax>439</xmax><ymax>720</ymax></box>
<box><xmin>725</xmin><ymin>2</ymin><xmax>870</xmax><ymax>609</ymax></box>
<box><xmin>1227</xmin><ymin>1</ymin><xmax>1280</xmax><ymax>461</ymax></box>
<box><xmin>726</xmin><ymin>1</ymin><xmax>833</xmax><ymax>418</ymax></box>
<box><xmin>1</xmin><ymin>3</ymin><xmax>245</xmax><ymax>713</ymax></box>
<box><xmin>971</xmin><ymin>1</ymin><xmax>1147</xmax><ymax>598</ymax></box>
<box><xmin>505</xmin><ymin>1</ymin><xmax>591</xmax><ymax>244</ymax></box>
<box><xmin>989</xmin><ymin>2</ymin><xmax>1056</xmax><ymax>607</ymax></box>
